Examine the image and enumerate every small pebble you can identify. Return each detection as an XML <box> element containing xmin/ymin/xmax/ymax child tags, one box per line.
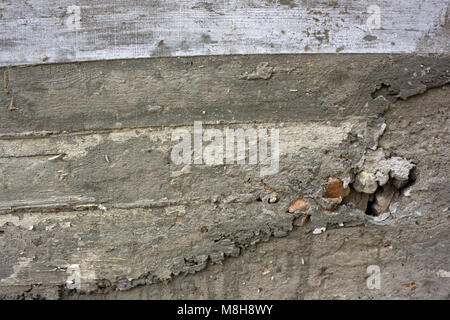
<box><xmin>313</xmin><ymin>227</ymin><xmax>326</xmax><ymax>235</ymax></box>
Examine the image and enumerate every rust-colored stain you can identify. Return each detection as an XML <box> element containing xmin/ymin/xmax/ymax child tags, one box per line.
<box><xmin>3</xmin><ymin>70</ymin><xmax>9</xmax><ymax>94</ymax></box>
<box><xmin>402</xmin><ymin>281</ymin><xmax>417</xmax><ymax>291</ymax></box>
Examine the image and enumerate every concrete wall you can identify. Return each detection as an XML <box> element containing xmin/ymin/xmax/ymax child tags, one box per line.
<box><xmin>0</xmin><ymin>0</ymin><xmax>449</xmax><ymax>300</ymax></box>
<box><xmin>0</xmin><ymin>54</ymin><xmax>449</xmax><ymax>299</ymax></box>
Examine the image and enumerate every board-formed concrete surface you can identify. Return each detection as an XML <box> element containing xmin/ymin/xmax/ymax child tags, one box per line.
<box><xmin>0</xmin><ymin>54</ymin><xmax>449</xmax><ymax>299</ymax></box>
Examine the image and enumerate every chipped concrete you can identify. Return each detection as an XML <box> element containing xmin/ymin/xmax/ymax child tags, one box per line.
<box><xmin>0</xmin><ymin>54</ymin><xmax>449</xmax><ymax>299</ymax></box>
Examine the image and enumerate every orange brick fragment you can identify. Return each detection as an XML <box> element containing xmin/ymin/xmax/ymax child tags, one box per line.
<box><xmin>325</xmin><ymin>177</ymin><xmax>343</xmax><ymax>198</ymax></box>
<box><xmin>289</xmin><ymin>200</ymin><xmax>308</xmax><ymax>213</ymax></box>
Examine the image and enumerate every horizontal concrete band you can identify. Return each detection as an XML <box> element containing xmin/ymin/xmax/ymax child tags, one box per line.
<box><xmin>0</xmin><ymin>0</ymin><xmax>448</xmax><ymax>67</ymax></box>
<box><xmin>1</xmin><ymin>54</ymin><xmax>449</xmax><ymax>136</ymax></box>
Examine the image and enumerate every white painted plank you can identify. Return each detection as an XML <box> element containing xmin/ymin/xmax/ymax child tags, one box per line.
<box><xmin>0</xmin><ymin>0</ymin><xmax>448</xmax><ymax>66</ymax></box>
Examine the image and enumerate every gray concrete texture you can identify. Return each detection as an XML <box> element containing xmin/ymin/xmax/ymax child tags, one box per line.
<box><xmin>0</xmin><ymin>54</ymin><xmax>449</xmax><ymax>299</ymax></box>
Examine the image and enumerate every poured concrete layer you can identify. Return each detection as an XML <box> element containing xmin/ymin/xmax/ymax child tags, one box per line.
<box><xmin>1</xmin><ymin>54</ymin><xmax>449</xmax><ymax>135</ymax></box>
<box><xmin>0</xmin><ymin>54</ymin><xmax>449</xmax><ymax>299</ymax></box>
<box><xmin>0</xmin><ymin>0</ymin><xmax>449</xmax><ymax>67</ymax></box>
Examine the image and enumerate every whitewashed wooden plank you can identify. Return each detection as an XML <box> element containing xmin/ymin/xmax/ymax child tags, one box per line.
<box><xmin>0</xmin><ymin>0</ymin><xmax>448</xmax><ymax>66</ymax></box>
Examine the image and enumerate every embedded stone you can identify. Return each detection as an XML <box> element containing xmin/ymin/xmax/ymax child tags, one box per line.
<box><xmin>380</xmin><ymin>157</ymin><xmax>415</xmax><ymax>182</ymax></box>
<box><xmin>353</xmin><ymin>171</ymin><xmax>378</xmax><ymax>194</ymax></box>
<box><xmin>319</xmin><ymin>197</ymin><xmax>342</xmax><ymax>211</ymax></box>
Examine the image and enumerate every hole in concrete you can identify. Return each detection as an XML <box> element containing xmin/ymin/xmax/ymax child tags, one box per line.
<box><xmin>344</xmin><ymin>168</ymin><xmax>416</xmax><ymax>216</ymax></box>
<box><xmin>364</xmin><ymin>194</ymin><xmax>377</xmax><ymax>216</ymax></box>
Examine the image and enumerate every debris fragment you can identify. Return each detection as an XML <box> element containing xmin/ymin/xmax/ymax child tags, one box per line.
<box><xmin>379</xmin><ymin>157</ymin><xmax>415</xmax><ymax>187</ymax></box>
<box><xmin>318</xmin><ymin>196</ymin><xmax>342</xmax><ymax>211</ymax></box>
<box><xmin>353</xmin><ymin>171</ymin><xmax>378</xmax><ymax>194</ymax></box>
<box><xmin>293</xmin><ymin>215</ymin><xmax>309</xmax><ymax>227</ymax></box>
<box><xmin>403</xmin><ymin>187</ymin><xmax>412</xmax><ymax>197</ymax></box>
<box><xmin>370</xmin><ymin>183</ymin><xmax>396</xmax><ymax>215</ymax></box>
<box><xmin>8</xmin><ymin>97</ymin><xmax>16</xmax><ymax>111</ymax></box>
<box><xmin>240</xmin><ymin>62</ymin><xmax>274</xmax><ymax>80</ymax></box>
<box><xmin>312</xmin><ymin>227</ymin><xmax>326</xmax><ymax>235</ymax></box>
<box><xmin>268</xmin><ymin>193</ymin><xmax>279</xmax><ymax>203</ymax></box>
<box><xmin>300</xmin><ymin>215</ymin><xmax>309</xmax><ymax>227</ymax></box>
<box><xmin>48</xmin><ymin>154</ymin><xmax>65</xmax><ymax>161</ymax></box>
<box><xmin>325</xmin><ymin>177</ymin><xmax>350</xmax><ymax>198</ymax></box>
<box><xmin>289</xmin><ymin>199</ymin><xmax>308</xmax><ymax>213</ymax></box>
